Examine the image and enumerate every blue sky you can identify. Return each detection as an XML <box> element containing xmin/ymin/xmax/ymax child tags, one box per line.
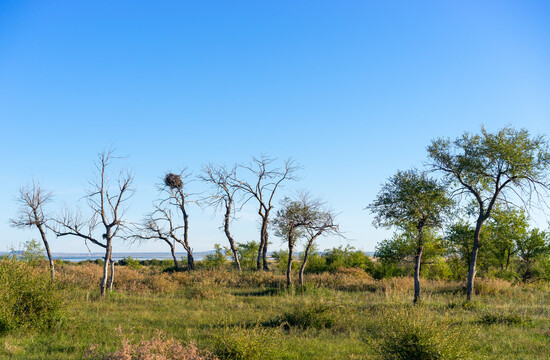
<box><xmin>1</xmin><ymin>1</ymin><xmax>550</xmax><ymax>254</ymax></box>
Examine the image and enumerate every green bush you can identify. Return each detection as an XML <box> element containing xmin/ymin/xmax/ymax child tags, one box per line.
<box><xmin>371</xmin><ymin>262</ymin><xmax>407</xmax><ymax>280</ymax></box>
<box><xmin>279</xmin><ymin>301</ymin><xmax>337</xmax><ymax>330</ymax></box>
<box><xmin>479</xmin><ymin>310</ymin><xmax>532</xmax><ymax>326</ymax></box>
<box><xmin>0</xmin><ymin>259</ymin><xmax>63</xmax><ymax>334</ymax></box>
<box><xmin>422</xmin><ymin>258</ymin><xmax>454</xmax><ymax>280</ymax></box>
<box><xmin>324</xmin><ymin>245</ymin><xmax>374</xmax><ymax>272</ymax></box>
<box><xmin>236</xmin><ymin>241</ymin><xmax>260</xmax><ymax>270</ymax></box>
<box><xmin>118</xmin><ymin>256</ymin><xmax>142</xmax><ymax>270</ymax></box>
<box><xmin>211</xmin><ymin>323</ymin><xmax>278</xmax><ymax>360</ymax></box>
<box><xmin>302</xmin><ymin>248</ymin><xmax>327</xmax><ymax>273</ymax></box>
<box><xmin>203</xmin><ymin>244</ymin><xmax>228</xmax><ymax>269</ymax></box>
<box><xmin>374</xmin><ymin>307</ymin><xmax>473</xmax><ymax>360</ymax></box>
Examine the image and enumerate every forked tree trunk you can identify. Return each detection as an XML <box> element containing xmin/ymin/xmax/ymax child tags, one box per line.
<box><xmin>466</xmin><ymin>219</ymin><xmax>483</xmax><ymax>301</ymax></box>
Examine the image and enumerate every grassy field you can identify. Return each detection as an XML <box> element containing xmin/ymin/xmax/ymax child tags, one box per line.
<box><xmin>1</xmin><ymin>261</ymin><xmax>550</xmax><ymax>359</ymax></box>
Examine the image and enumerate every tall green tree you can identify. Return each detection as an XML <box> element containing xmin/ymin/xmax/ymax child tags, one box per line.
<box><xmin>428</xmin><ymin>127</ymin><xmax>550</xmax><ymax>300</ymax></box>
<box><xmin>369</xmin><ymin>169</ymin><xmax>453</xmax><ymax>304</ymax></box>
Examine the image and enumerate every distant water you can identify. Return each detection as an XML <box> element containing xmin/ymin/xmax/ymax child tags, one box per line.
<box><xmin>1</xmin><ymin>250</ymin><xmax>375</xmax><ymax>262</ymax></box>
<box><xmin>0</xmin><ymin>252</ymin><xmax>211</xmax><ymax>262</ymax></box>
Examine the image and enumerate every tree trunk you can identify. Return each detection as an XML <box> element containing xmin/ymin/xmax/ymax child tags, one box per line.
<box><xmin>224</xmin><ymin>204</ymin><xmax>241</xmax><ymax>271</ymax></box>
<box><xmin>100</xmin><ymin>242</ymin><xmax>112</xmax><ymax>296</ymax></box>
<box><xmin>466</xmin><ymin>219</ymin><xmax>483</xmax><ymax>301</ymax></box>
<box><xmin>108</xmin><ymin>255</ymin><xmax>114</xmax><ymax>291</ymax></box>
<box><xmin>299</xmin><ymin>241</ymin><xmax>314</xmax><ymax>287</ymax></box>
<box><xmin>262</xmin><ymin>236</ymin><xmax>269</xmax><ymax>271</ymax></box>
<box><xmin>505</xmin><ymin>247</ymin><xmax>512</xmax><ymax>271</ymax></box>
<box><xmin>413</xmin><ymin>232</ymin><xmax>424</xmax><ymax>305</ymax></box>
<box><xmin>183</xmin><ymin>211</ymin><xmax>194</xmax><ymax>270</ymax></box>
<box><xmin>169</xmin><ymin>243</ymin><xmax>179</xmax><ymax>269</ymax></box>
<box><xmin>413</xmin><ymin>224</ymin><xmax>425</xmax><ymax>305</ymax></box>
<box><xmin>286</xmin><ymin>240</ymin><xmax>294</xmax><ymax>287</ymax></box>
<box><xmin>37</xmin><ymin>223</ymin><xmax>55</xmax><ymax>282</ymax></box>
<box><xmin>187</xmin><ymin>250</ymin><xmax>195</xmax><ymax>270</ymax></box>
<box><xmin>257</xmin><ymin>215</ymin><xmax>269</xmax><ymax>271</ymax></box>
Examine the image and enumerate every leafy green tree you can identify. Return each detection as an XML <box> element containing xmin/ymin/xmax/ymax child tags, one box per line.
<box><xmin>428</xmin><ymin>126</ymin><xmax>550</xmax><ymax>300</ymax></box>
<box><xmin>484</xmin><ymin>206</ymin><xmax>528</xmax><ymax>272</ymax></box>
<box><xmin>369</xmin><ymin>169</ymin><xmax>453</xmax><ymax>304</ymax></box>
<box><xmin>516</xmin><ymin>228</ymin><xmax>550</xmax><ymax>281</ymax></box>
<box><xmin>445</xmin><ymin>221</ymin><xmax>476</xmax><ymax>279</ymax></box>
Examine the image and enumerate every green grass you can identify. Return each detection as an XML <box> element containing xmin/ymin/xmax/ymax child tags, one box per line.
<box><xmin>1</xmin><ymin>262</ymin><xmax>549</xmax><ymax>359</ymax></box>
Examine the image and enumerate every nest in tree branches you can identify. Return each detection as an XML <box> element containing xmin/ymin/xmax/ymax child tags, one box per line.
<box><xmin>164</xmin><ymin>173</ymin><xmax>183</xmax><ymax>189</ymax></box>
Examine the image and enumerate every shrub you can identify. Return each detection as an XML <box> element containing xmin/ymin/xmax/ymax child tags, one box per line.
<box><xmin>9</xmin><ymin>239</ymin><xmax>45</xmax><ymax>265</ymax></box>
<box><xmin>86</xmin><ymin>327</ymin><xmax>218</xmax><ymax>360</ymax></box>
<box><xmin>302</xmin><ymin>248</ymin><xmax>327</xmax><ymax>273</ymax></box>
<box><xmin>422</xmin><ymin>258</ymin><xmax>454</xmax><ymax>281</ymax></box>
<box><xmin>210</xmin><ymin>323</ymin><xmax>278</xmax><ymax>360</ymax></box>
<box><xmin>203</xmin><ymin>244</ymin><xmax>228</xmax><ymax>269</ymax></box>
<box><xmin>474</xmin><ymin>278</ymin><xmax>511</xmax><ymax>295</ymax></box>
<box><xmin>279</xmin><ymin>301</ymin><xmax>337</xmax><ymax>329</ymax></box>
<box><xmin>236</xmin><ymin>241</ymin><xmax>260</xmax><ymax>270</ymax></box>
<box><xmin>118</xmin><ymin>256</ymin><xmax>142</xmax><ymax>270</ymax></box>
<box><xmin>479</xmin><ymin>310</ymin><xmax>532</xmax><ymax>326</ymax></box>
<box><xmin>0</xmin><ymin>259</ymin><xmax>63</xmax><ymax>334</ymax></box>
<box><xmin>324</xmin><ymin>245</ymin><xmax>374</xmax><ymax>272</ymax></box>
<box><xmin>374</xmin><ymin>307</ymin><xmax>473</xmax><ymax>360</ymax></box>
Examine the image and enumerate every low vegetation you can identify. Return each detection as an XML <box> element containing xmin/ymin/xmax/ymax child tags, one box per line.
<box><xmin>1</xmin><ymin>251</ymin><xmax>549</xmax><ymax>359</ymax></box>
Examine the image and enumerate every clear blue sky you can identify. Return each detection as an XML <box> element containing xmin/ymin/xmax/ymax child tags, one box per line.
<box><xmin>1</xmin><ymin>1</ymin><xmax>550</xmax><ymax>254</ymax></box>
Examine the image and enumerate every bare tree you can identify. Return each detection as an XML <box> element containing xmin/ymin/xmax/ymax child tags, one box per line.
<box><xmin>299</xmin><ymin>208</ymin><xmax>340</xmax><ymax>287</ymax></box>
<box><xmin>161</xmin><ymin>170</ymin><xmax>196</xmax><ymax>269</ymax></box>
<box><xmin>232</xmin><ymin>155</ymin><xmax>299</xmax><ymax>270</ymax></box>
<box><xmin>200</xmin><ymin>164</ymin><xmax>241</xmax><ymax>271</ymax></box>
<box><xmin>54</xmin><ymin>149</ymin><xmax>134</xmax><ymax>296</ymax></box>
<box><xmin>11</xmin><ymin>180</ymin><xmax>56</xmax><ymax>281</ymax></box>
<box><xmin>274</xmin><ymin>193</ymin><xmax>341</xmax><ymax>287</ymax></box>
<box><xmin>132</xmin><ymin>205</ymin><xmax>185</xmax><ymax>270</ymax></box>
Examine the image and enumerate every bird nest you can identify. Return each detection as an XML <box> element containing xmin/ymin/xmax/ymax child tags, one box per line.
<box><xmin>164</xmin><ymin>173</ymin><xmax>183</xmax><ymax>189</ymax></box>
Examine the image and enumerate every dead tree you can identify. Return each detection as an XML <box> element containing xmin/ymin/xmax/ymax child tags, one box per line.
<box><xmin>132</xmin><ymin>205</ymin><xmax>184</xmax><ymax>270</ymax></box>
<box><xmin>299</xmin><ymin>209</ymin><xmax>340</xmax><ymax>286</ymax></box>
<box><xmin>10</xmin><ymin>181</ymin><xmax>56</xmax><ymax>281</ymax></box>
<box><xmin>200</xmin><ymin>164</ymin><xmax>242</xmax><ymax>271</ymax></box>
<box><xmin>54</xmin><ymin>149</ymin><xmax>134</xmax><ymax>296</ymax></box>
<box><xmin>232</xmin><ymin>155</ymin><xmax>299</xmax><ymax>271</ymax></box>
<box><xmin>274</xmin><ymin>193</ymin><xmax>340</xmax><ymax>286</ymax></box>
<box><xmin>161</xmin><ymin>170</ymin><xmax>195</xmax><ymax>269</ymax></box>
